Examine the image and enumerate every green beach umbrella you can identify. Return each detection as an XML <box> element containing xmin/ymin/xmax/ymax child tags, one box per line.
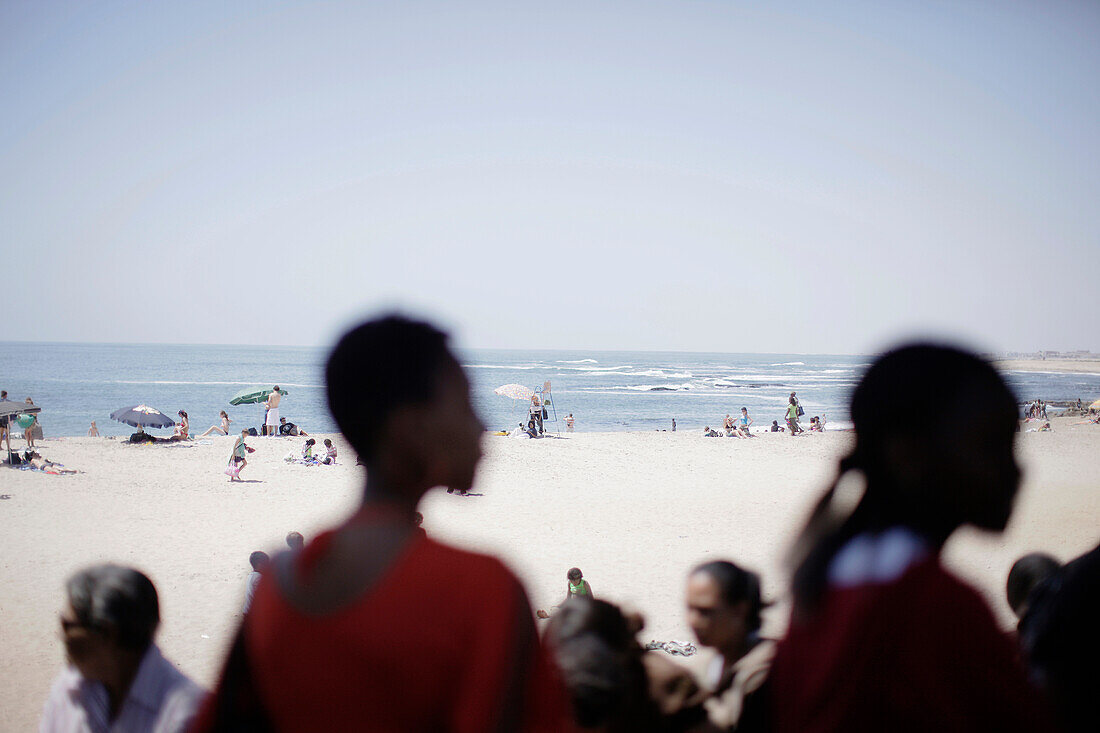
<box><xmin>229</xmin><ymin>386</ymin><xmax>288</xmax><ymax>406</ymax></box>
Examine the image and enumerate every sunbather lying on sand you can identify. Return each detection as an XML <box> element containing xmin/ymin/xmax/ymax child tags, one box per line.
<box><xmin>24</xmin><ymin>451</ymin><xmax>77</xmax><ymax>474</ymax></box>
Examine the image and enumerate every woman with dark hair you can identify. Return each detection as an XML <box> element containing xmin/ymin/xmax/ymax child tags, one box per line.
<box><xmin>171</xmin><ymin>410</ymin><xmax>189</xmax><ymax>440</ymax></box>
<box><xmin>200</xmin><ymin>411</ymin><xmax>232</xmax><ymax>437</ymax></box>
<box><xmin>687</xmin><ymin>560</ymin><xmax>773</xmax><ymax>730</ymax></box>
<box><xmin>769</xmin><ymin>344</ymin><xmax>1051</xmax><ymax>731</ymax></box>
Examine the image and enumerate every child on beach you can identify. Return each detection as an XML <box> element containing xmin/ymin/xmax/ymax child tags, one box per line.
<box><xmin>195</xmin><ymin>315</ymin><xmax>569</xmax><ymax>730</ymax></box>
<box><xmin>227</xmin><ymin>430</ymin><xmax>249</xmax><ymax>481</ymax></box>
<box><xmin>769</xmin><ymin>344</ymin><xmax>1052</xmax><ymax>730</ymax></box>
<box><xmin>537</xmin><ymin>568</ymin><xmax>595</xmax><ymax>618</ymax></box>
<box><xmin>301</xmin><ymin>438</ymin><xmax>316</xmax><ymax>462</ymax></box>
<box><xmin>322</xmin><ymin>438</ymin><xmax>337</xmax><ymax>464</ymax></box>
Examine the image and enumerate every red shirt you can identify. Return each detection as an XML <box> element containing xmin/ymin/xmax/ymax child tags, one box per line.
<box><xmin>770</xmin><ymin>555</ymin><xmax>1053</xmax><ymax>732</ymax></box>
<box><xmin>196</xmin><ymin>533</ymin><xmax>570</xmax><ymax>732</ymax></box>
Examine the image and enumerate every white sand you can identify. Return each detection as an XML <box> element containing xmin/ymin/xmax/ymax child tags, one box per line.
<box><xmin>994</xmin><ymin>358</ymin><xmax>1100</xmax><ymax>375</ymax></box>
<box><xmin>3</xmin><ymin>421</ymin><xmax>1099</xmax><ymax>729</ymax></box>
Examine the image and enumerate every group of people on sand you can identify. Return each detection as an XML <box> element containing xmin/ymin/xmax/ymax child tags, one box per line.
<box><xmin>1</xmin><ymin>392</ymin><xmax>41</xmax><ymax>450</ymax></box>
<box><xmin>38</xmin><ymin>317</ymin><xmax>1100</xmax><ymax>733</ymax></box>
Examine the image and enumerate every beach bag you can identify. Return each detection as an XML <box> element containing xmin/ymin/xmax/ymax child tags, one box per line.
<box><xmin>542</xmin><ymin>407</ymin><xmax>548</xmax><ymax>419</ymax></box>
<box><xmin>225</xmin><ymin>463</ymin><xmax>241</xmax><ymax>479</ymax></box>
<box><xmin>247</xmin><ymin>427</ymin><xmax>258</xmax><ymax>436</ymax></box>
<box><xmin>796</xmin><ymin>404</ymin><xmax>804</xmax><ymax>417</ymax></box>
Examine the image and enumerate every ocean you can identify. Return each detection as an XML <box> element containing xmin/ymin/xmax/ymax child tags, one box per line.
<box><xmin>3</xmin><ymin>342</ymin><xmax>1100</xmax><ymax>438</ymax></box>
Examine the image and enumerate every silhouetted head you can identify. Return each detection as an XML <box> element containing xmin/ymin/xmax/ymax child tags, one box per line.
<box><xmin>249</xmin><ymin>551</ymin><xmax>270</xmax><ymax>572</ymax></box>
<box><xmin>687</xmin><ymin>560</ymin><xmax>764</xmax><ymax>658</ymax></box>
<box><xmin>792</xmin><ymin>343</ymin><xmax>1021</xmax><ymax>610</ymax></box>
<box><xmin>567</xmin><ymin>567</ymin><xmax>583</xmax><ymax>582</ymax></box>
<box><xmin>326</xmin><ymin>315</ymin><xmax>483</xmax><ymax>499</ymax></box>
<box><xmin>846</xmin><ymin>343</ymin><xmax>1020</xmax><ymax>533</ymax></box>
<box><xmin>1007</xmin><ymin>552</ymin><xmax>1061</xmax><ymax>619</ymax></box>
<box><xmin>286</xmin><ymin>531</ymin><xmax>304</xmax><ymax>550</ymax></box>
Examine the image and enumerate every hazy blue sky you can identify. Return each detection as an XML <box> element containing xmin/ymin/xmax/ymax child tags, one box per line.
<box><xmin>2</xmin><ymin>1</ymin><xmax>1097</xmax><ymax>354</ymax></box>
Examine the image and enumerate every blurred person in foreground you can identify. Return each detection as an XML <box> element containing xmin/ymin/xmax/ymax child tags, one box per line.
<box><xmin>1019</xmin><ymin>540</ymin><xmax>1100</xmax><ymax>732</ymax></box>
<box><xmin>769</xmin><ymin>344</ymin><xmax>1053</xmax><ymax>731</ymax></box>
<box><xmin>41</xmin><ymin>565</ymin><xmax>203</xmax><ymax>732</ymax></box>
<box><xmin>193</xmin><ymin>315</ymin><xmax>569</xmax><ymax>731</ymax></box>
<box><xmin>686</xmin><ymin>561</ymin><xmax>773</xmax><ymax>731</ymax></box>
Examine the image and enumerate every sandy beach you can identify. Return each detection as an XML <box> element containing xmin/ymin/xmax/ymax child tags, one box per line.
<box><xmin>995</xmin><ymin>358</ymin><xmax>1100</xmax><ymax>375</ymax></box>
<box><xmin>3</xmin><ymin>419</ymin><xmax>1099</xmax><ymax>729</ymax></box>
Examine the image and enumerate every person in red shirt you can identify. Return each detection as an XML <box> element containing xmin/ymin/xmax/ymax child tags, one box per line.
<box><xmin>194</xmin><ymin>315</ymin><xmax>570</xmax><ymax>732</ymax></box>
<box><xmin>769</xmin><ymin>344</ymin><xmax>1053</xmax><ymax>732</ymax></box>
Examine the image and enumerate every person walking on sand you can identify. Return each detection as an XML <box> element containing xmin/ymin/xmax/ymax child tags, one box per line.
<box><xmin>769</xmin><ymin>344</ymin><xmax>1054</xmax><ymax>731</ymax></box>
<box><xmin>193</xmin><ymin>315</ymin><xmax>569</xmax><ymax>731</ymax></box>
<box><xmin>200</xmin><ymin>411</ymin><xmax>232</xmax><ymax>437</ymax></box>
<box><xmin>228</xmin><ymin>429</ymin><xmax>249</xmax><ymax>481</ymax></box>
<box><xmin>265</xmin><ymin>386</ymin><xmax>282</xmax><ymax>437</ymax></box>
<box><xmin>785</xmin><ymin>397</ymin><xmax>802</xmax><ymax>436</ymax></box>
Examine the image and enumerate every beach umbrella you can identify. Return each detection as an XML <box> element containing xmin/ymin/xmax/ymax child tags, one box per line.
<box><xmin>1091</xmin><ymin>399</ymin><xmax>1100</xmax><ymax>411</ymax></box>
<box><xmin>229</xmin><ymin>386</ymin><xmax>288</xmax><ymax>406</ymax></box>
<box><xmin>494</xmin><ymin>384</ymin><xmax>534</xmax><ymax>401</ymax></box>
<box><xmin>1</xmin><ymin>400</ymin><xmax>41</xmax><ymax>464</ymax></box>
<box><xmin>110</xmin><ymin>404</ymin><xmax>175</xmax><ymax>429</ymax></box>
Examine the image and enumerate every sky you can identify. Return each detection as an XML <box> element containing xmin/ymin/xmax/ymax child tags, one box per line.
<box><xmin>1</xmin><ymin>0</ymin><xmax>1097</xmax><ymax>355</ymax></box>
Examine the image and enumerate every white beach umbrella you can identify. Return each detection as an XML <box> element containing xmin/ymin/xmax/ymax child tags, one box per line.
<box><xmin>494</xmin><ymin>384</ymin><xmax>534</xmax><ymax>401</ymax></box>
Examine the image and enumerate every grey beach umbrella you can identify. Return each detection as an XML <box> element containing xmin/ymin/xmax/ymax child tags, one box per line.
<box><xmin>109</xmin><ymin>404</ymin><xmax>176</xmax><ymax>429</ymax></box>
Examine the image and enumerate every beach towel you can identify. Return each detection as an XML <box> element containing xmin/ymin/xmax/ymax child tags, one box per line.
<box><xmin>645</xmin><ymin>640</ymin><xmax>698</xmax><ymax>657</ymax></box>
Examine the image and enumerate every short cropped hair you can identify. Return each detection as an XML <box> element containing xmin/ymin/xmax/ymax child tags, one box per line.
<box><xmin>66</xmin><ymin>565</ymin><xmax>160</xmax><ymax>651</ymax></box>
<box><xmin>1007</xmin><ymin>553</ymin><xmax>1061</xmax><ymax>617</ymax></box>
<box><xmin>249</xmin><ymin>551</ymin><xmax>270</xmax><ymax>571</ymax></box>
<box><xmin>325</xmin><ymin>315</ymin><xmax>454</xmax><ymax>462</ymax></box>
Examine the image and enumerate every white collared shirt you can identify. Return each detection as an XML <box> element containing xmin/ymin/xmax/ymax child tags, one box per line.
<box><xmin>40</xmin><ymin>644</ymin><xmax>204</xmax><ymax>733</ymax></box>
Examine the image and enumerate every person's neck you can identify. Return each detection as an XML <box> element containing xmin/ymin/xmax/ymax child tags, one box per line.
<box><xmin>357</xmin><ymin>473</ymin><xmax>423</xmax><ymax>518</ymax></box>
<box><xmin>103</xmin><ymin>648</ymin><xmax>144</xmax><ymax>719</ymax></box>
